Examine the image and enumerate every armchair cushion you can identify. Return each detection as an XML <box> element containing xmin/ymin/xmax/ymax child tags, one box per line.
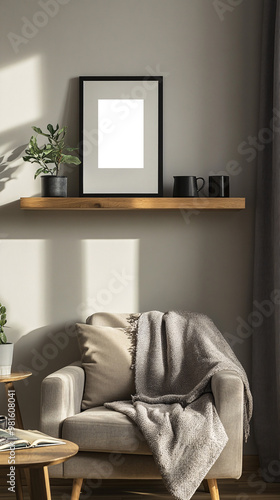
<box><xmin>62</xmin><ymin>406</ymin><xmax>152</xmax><ymax>455</ymax></box>
<box><xmin>76</xmin><ymin>322</ymin><xmax>135</xmax><ymax>409</ymax></box>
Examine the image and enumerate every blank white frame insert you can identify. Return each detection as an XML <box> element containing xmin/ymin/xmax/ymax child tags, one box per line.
<box><xmin>98</xmin><ymin>99</ymin><xmax>144</xmax><ymax>169</ymax></box>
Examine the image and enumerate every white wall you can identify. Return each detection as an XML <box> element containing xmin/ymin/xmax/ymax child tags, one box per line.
<box><xmin>0</xmin><ymin>0</ymin><xmax>263</xmax><ymax>454</ymax></box>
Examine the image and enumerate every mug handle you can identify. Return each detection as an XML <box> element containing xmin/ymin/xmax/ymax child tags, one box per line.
<box><xmin>196</xmin><ymin>177</ymin><xmax>205</xmax><ymax>193</ymax></box>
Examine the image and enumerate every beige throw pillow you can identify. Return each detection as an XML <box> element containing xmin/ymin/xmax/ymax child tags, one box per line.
<box><xmin>86</xmin><ymin>312</ymin><xmax>132</xmax><ymax>328</ymax></box>
<box><xmin>76</xmin><ymin>321</ymin><xmax>136</xmax><ymax>410</ymax></box>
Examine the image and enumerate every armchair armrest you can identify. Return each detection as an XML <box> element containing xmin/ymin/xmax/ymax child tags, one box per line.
<box><xmin>40</xmin><ymin>362</ymin><xmax>85</xmax><ymax>438</ymax></box>
<box><xmin>209</xmin><ymin>369</ymin><xmax>244</xmax><ymax>479</ymax></box>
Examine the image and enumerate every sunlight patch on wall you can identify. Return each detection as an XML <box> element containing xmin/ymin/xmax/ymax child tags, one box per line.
<box><xmin>80</xmin><ymin>239</ymin><xmax>139</xmax><ymax>318</ymax></box>
<box><xmin>0</xmin><ymin>142</ymin><xmax>13</xmax><ymax>155</ymax></box>
<box><xmin>0</xmin><ymin>240</ymin><xmax>46</xmax><ymax>340</ymax></box>
<box><xmin>0</xmin><ymin>55</ymin><xmax>41</xmax><ymax>134</ymax></box>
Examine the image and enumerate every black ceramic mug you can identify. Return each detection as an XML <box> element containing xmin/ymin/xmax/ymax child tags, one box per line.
<box><xmin>173</xmin><ymin>176</ymin><xmax>205</xmax><ymax>197</ymax></box>
<box><xmin>209</xmin><ymin>176</ymin><xmax>230</xmax><ymax>197</ymax></box>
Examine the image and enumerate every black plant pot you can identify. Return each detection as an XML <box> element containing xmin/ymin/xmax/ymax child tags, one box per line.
<box><xmin>41</xmin><ymin>176</ymin><xmax>67</xmax><ymax>197</ymax></box>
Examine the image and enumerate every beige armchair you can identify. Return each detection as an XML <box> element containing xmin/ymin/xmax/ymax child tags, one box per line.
<box><xmin>40</xmin><ymin>314</ymin><xmax>245</xmax><ymax>500</ymax></box>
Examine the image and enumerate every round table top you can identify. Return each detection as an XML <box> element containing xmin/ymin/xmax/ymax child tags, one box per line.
<box><xmin>0</xmin><ymin>440</ymin><xmax>78</xmax><ymax>468</ymax></box>
<box><xmin>0</xmin><ymin>372</ymin><xmax>32</xmax><ymax>383</ymax></box>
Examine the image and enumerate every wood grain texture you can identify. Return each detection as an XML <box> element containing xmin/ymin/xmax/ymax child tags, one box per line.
<box><xmin>0</xmin><ymin>441</ymin><xmax>78</xmax><ymax>468</ymax></box>
<box><xmin>71</xmin><ymin>478</ymin><xmax>83</xmax><ymax>500</ymax></box>
<box><xmin>4</xmin><ymin>382</ymin><xmax>24</xmax><ymax>429</ymax></box>
<box><xmin>207</xmin><ymin>479</ymin><xmax>220</xmax><ymax>500</ymax></box>
<box><xmin>1</xmin><ymin>373</ymin><xmax>32</xmax><ymax>431</ymax></box>
<box><xmin>29</xmin><ymin>467</ymin><xmax>51</xmax><ymax>500</ymax></box>
<box><xmin>20</xmin><ymin>197</ymin><xmax>246</xmax><ymax>211</ymax></box>
<box><xmin>15</xmin><ymin>470</ymin><xmax>23</xmax><ymax>500</ymax></box>
<box><xmin>0</xmin><ymin>372</ymin><xmax>32</xmax><ymax>383</ymax></box>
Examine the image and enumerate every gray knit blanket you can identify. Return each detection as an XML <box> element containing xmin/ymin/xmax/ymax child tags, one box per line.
<box><xmin>105</xmin><ymin>311</ymin><xmax>253</xmax><ymax>500</ymax></box>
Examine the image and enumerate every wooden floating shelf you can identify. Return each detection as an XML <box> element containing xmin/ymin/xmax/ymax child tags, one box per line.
<box><xmin>20</xmin><ymin>197</ymin><xmax>245</xmax><ymax>211</ymax></box>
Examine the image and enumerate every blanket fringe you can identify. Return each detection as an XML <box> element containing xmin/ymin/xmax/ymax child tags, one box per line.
<box><xmin>124</xmin><ymin>313</ymin><xmax>141</xmax><ymax>369</ymax></box>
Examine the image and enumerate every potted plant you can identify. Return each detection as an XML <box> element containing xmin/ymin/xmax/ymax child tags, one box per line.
<box><xmin>0</xmin><ymin>304</ymin><xmax>13</xmax><ymax>376</ymax></box>
<box><xmin>23</xmin><ymin>124</ymin><xmax>81</xmax><ymax>197</ymax></box>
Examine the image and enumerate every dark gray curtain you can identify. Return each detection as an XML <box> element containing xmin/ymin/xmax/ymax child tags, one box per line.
<box><xmin>253</xmin><ymin>0</ymin><xmax>280</xmax><ymax>481</ymax></box>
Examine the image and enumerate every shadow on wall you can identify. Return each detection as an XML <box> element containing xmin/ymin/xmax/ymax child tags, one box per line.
<box><xmin>12</xmin><ymin>236</ymin><xmax>84</xmax><ymax>428</ymax></box>
<box><xmin>0</xmin><ymin>145</ymin><xmax>27</xmax><ymax>193</ymax></box>
<box><xmin>60</xmin><ymin>77</ymin><xmax>80</xmax><ymax>197</ymax></box>
<box><xmin>61</xmin><ymin>78</ymin><xmax>79</xmax><ymax>138</ymax></box>
<box><xmin>0</xmin><ymin>75</ymin><xmax>81</xmax><ymax>199</ymax></box>
<box><xmin>10</xmin><ymin>323</ymin><xmax>80</xmax><ymax>429</ymax></box>
<box><xmin>0</xmin><ymin>77</ymin><xmax>84</xmax><ymax>426</ymax></box>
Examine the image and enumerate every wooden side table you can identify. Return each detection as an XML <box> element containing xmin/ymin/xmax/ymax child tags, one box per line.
<box><xmin>0</xmin><ymin>372</ymin><xmax>32</xmax><ymax>429</ymax></box>
<box><xmin>0</xmin><ymin>439</ymin><xmax>78</xmax><ymax>500</ymax></box>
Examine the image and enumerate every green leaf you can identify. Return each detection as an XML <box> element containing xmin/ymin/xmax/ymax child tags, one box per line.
<box><xmin>57</xmin><ymin>126</ymin><xmax>66</xmax><ymax>137</ymax></box>
<box><xmin>32</xmin><ymin>126</ymin><xmax>42</xmax><ymax>134</ymax></box>
<box><xmin>34</xmin><ymin>167</ymin><xmax>46</xmax><ymax>179</ymax></box>
<box><xmin>47</xmin><ymin>124</ymin><xmax>55</xmax><ymax>135</ymax></box>
<box><xmin>0</xmin><ymin>305</ymin><xmax>7</xmax><ymax>343</ymax></box>
<box><xmin>32</xmin><ymin>126</ymin><xmax>49</xmax><ymax>137</ymax></box>
<box><xmin>0</xmin><ymin>331</ymin><xmax>7</xmax><ymax>344</ymax></box>
<box><xmin>25</xmin><ymin>124</ymin><xmax>80</xmax><ymax>177</ymax></box>
<box><xmin>25</xmin><ymin>158</ymin><xmax>40</xmax><ymax>164</ymax></box>
<box><xmin>29</xmin><ymin>136</ymin><xmax>40</xmax><ymax>154</ymax></box>
<box><xmin>60</xmin><ymin>154</ymin><xmax>81</xmax><ymax>165</ymax></box>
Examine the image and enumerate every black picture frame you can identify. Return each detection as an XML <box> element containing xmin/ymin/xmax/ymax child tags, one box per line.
<box><xmin>79</xmin><ymin>76</ymin><xmax>163</xmax><ymax>197</ymax></box>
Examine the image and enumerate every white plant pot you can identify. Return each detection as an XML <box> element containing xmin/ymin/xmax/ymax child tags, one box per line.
<box><xmin>0</xmin><ymin>343</ymin><xmax>14</xmax><ymax>375</ymax></box>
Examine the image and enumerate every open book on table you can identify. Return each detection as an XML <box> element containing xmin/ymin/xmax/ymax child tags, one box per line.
<box><xmin>0</xmin><ymin>429</ymin><xmax>65</xmax><ymax>451</ymax></box>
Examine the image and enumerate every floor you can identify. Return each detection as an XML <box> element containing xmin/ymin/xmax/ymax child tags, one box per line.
<box><xmin>53</xmin><ymin>477</ymin><xmax>280</xmax><ymax>499</ymax></box>
<box><xmin>0</xmin><ymin>475</ymin><xmax>280</xmax><ymax>499</ymax></box>
<box><xmin>0</xmin><ymin>457</ymin><xmax>280</xmax><ymax>499</ymax></box>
